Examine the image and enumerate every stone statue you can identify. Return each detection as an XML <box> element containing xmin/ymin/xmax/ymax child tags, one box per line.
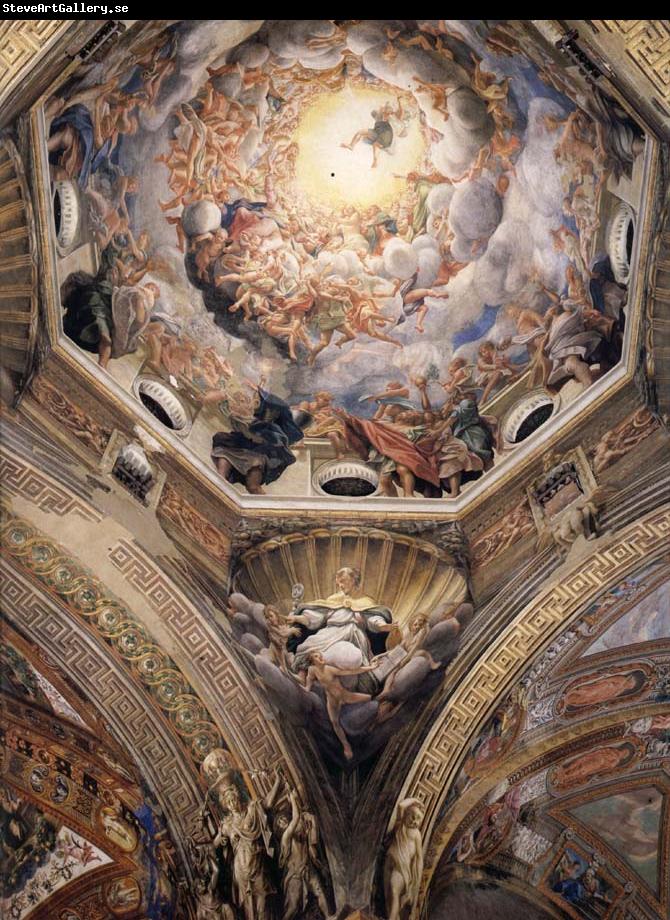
<box><xmin>535</xmin><ymin>494</ymin><xmax>599</xmax><ymax>555</ymax></box>
<box><xmin>214</xmin><ymin>770</ymin><xmax>282</xmax><ymax>920</ymax></box>
<box><xmin>384</xmin><ymin>798</ymin><xmax>424</xmax><ymax>920</ymax></box>
<box><xmin>552</xmin><ymin>496</ymin><xmax>598</xmax><ymax>550</ymax></box>
<box><xmin>276</xmin><ymin>785</ymin><xmax>331</xmax><ymax>919</ymax></box>
<box><xmin>188</xmin><ymin>806</ymin><xmax>234</xmax><ymax>920</ymax></box>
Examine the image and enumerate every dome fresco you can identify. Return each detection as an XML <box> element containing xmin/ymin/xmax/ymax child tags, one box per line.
<box><xmin>47</xmin><ymin>19</ymin><xmax>644</xmax><ymax>499</ymax></box>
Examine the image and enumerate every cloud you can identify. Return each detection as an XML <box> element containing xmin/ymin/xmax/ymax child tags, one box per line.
<box><xmin>141</xmin><ymin>20</ymin><xmax>265</xmax><ymax>130</ymax></box>
<box><xmin>99</xmin><ymin>19</ymin><xmax>587</xmax><ymax>404</ymax></box>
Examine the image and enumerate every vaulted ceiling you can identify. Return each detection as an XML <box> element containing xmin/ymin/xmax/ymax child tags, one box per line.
<box><xmin>1</xmin><ymin>18</ymin><xmax>669</xmax><ymax>920</ymax></box>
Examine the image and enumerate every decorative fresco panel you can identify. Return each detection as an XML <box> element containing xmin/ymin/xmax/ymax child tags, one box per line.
<box><xmin>0</xmin><ymin>782</ymin><xmax>113</xmax><ymax>920</ymax></box>
<box><xmin>543</xmin><ymin>843</ymin><xmax>623</xmax><ymax>919</ymax></box>
<box><xmin>569</xmin><ymin>787</ymin><xmax>664</xmax><ymax>895</ymax></box>
<box><xmin>584</xmin><ymin>578</ymin><xmax>670</xmax><ymax>656</ymax></box>
<box><xmin>1</xmin><ymin>638</ymin><xmax>89</xmax><ymax>729</ymax></box>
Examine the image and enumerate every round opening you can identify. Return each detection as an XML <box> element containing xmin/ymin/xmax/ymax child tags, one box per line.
<box><xmin>52</xmin><ymin>180</ymin><xmax>79</xmax><ymax>252</ymax></box>
<box><xmin>53</xmin><ymin>189</ymin><xmax>62</xmax><ymax>237</ymax></box>
<box><xmin>139</xmin><ymin>391</ymin><xmax>177</xmax><ymax>429</ymax></box>
<box><xmin>514</xmin><ymin>403</ymin><xmax>553</xmax><ymax>443</ymax></box>
<box><xmin>626</xmin><ymin>219</ymin><xmax>635</xmax><ymax>265</ymax></box>
<box><xmin>320</xmin><ymin>476</ymin><xmax>377</xmax><ymax>497</ymax></box>
<box><xmin>607</xmin><ymin>201</ymin><xmax>635</xmax><ymax>285</ymax></box>
<box><xmin>313</xmin><ymin>459</ymin><xmax>379</xmax><ymax>497</ymax></box>
<box><xmin>134</xmin><ymin>378</ymin><xmax>190</xmax><ymax>433</ymax></box>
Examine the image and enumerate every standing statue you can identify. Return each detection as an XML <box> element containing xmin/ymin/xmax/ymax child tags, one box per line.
<box><xmin>214</xmin><ymin>770</ymin><xmax>282</xmax><ymax>920</ymax></box>
<box><xmin>276</xmin><ymin>785</ymin><xmax>332</xmax><ymax>920</ymax></box>
<box><xmin>188</xmin><ymin>806</ymin><xmax>234</xmax><ymax>920</ymax></box>
<box><xmin>384</xmin><ymin>798</ymin><xmax>424</xmax><ymax>920</ymax></box>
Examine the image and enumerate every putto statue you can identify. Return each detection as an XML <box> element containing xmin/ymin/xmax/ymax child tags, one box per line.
<box><xmin>383</xmin><ymin>798</ymin><xmax>424</xmax><ymax>920</ymax></box>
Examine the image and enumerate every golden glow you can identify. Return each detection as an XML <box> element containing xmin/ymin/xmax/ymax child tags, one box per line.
<box><xmin>291</xmin><ymin>87</ymin><xmax>426</xmax><ymax>209</ymax></box>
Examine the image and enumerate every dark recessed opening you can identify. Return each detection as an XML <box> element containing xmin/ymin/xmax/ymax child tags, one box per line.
<box><xmin>53</xmin><ymin>189</ymin><xmax>62</xmax><ymax>236</ymax></box>
<box><xmin>139</xmin><ymin>391</ymin><xmax>176</xmax><ymax>429</ymax></box>
<box><xmin>514</xmin><ymin>404</ymin><xmax>553</xmax><ymax>443</ymax></box>
<box><xmin>321</xmin><ymin>476</ymin><xmax>376</xmax><ymax>497</ymax></box>
<box><xmin>626</xmin><ymin>219</ymin><xmax>634</xmax><ymax>265</ymax></box>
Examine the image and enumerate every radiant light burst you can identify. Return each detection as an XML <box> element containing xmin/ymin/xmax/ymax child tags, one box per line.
<box><xmin>292</xmin><ymin>87</ymin><xmax>426</xmax><ymax>209</ymax></box>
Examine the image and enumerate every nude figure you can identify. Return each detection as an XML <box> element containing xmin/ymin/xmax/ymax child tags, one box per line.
<box><xmin>192</xmin><ymin>228</ymin><xmax>229</xmax><ymax>281</ymax></box>
<box><xmin>259</xmin><ymin>312</ymin><xmax>311</xmax><ymax>362</ymax></box>
<box><xmin>298</xmin><ymin>391</ymin><xmax>347</xmax><ymax>458</ymax></box>
<box><xmin>384</xmin><ymin>799</ymin><xmax>424</xmax><ymax>920</ymax></box>
<box><xmin>345</xmin><ymin>280</ymin><xmax>403</xmax><ymax>348</ymax></box>
<box><xmin>302</xmin><ymin>651</ymin><xmax>377</xmax><ymax>760</ymax></box>
<box><xmin>94</xmin><ymin>86</ymin><xmax>142</xmax><ymax>152</ymax></box>
<box><xmin>413</xmin><ymin>77</ymin><xmax>452</xmax><ymax>119</ymax></box>
<box><xmin>264</xmin><ymin>605</ymin><xmax>300</xmax><ymax>674</ymax></box>
<box><xmin>476</xmin><ymin>340</ymin><xmax>523</xmax><ymax>403</ymax></box>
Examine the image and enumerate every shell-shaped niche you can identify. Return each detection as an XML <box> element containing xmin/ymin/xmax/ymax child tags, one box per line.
<box><xmin>233</xmin><ymin>527</ymin><xmax>467</xmax><ymax>627</ymax></box>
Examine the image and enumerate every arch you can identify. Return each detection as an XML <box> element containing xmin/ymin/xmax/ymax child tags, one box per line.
<box><xmin>388</xmin><ymin>504</ymin><xmax>670</xmax><ymax>911</ymax></box>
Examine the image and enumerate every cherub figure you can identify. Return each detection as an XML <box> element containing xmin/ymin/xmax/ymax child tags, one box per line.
<box><xmin>302</xmin><ymin>651</ymin><xmax>378</xmax><ymax>760</ymax></box>
<box><xmin>476</xmin><ymin>340</ymin><xmax>523</xmax><ymax>403</ymax></box>
<box><xmin>258</xmin><ymin>311</ymin><xmax>312</xmax><ymax>362</ymax></box>
<box><xmin>264</xmin><ymin>605</ymin><xmax>300</xmax><ymax>674</ymax></box>
<box><xmin>412</xmin><ymin>76</ymin><xmax>452</xmax><ymax>119</ymax></box>
<box><xmin>378</xmin><ymin>614</ymin><xmax>440</xmax><ymax>708</ymax></box>
<box><xmin>345</xmin><ymin>281</ymin><xmax>404</xmax><ymax>348</ymax></box>
<box><xmin>394</xmin><ymin>272</ymin><xmax>451</xmax><ymax>334</ymax></box>
<box><xmin>192</xmin><ymin>227</ymin><xmax>229</xmax><ymax>282</ymax></box>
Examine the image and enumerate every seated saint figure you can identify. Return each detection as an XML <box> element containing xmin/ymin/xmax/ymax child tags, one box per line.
<box><xmin>287</xmin><ymin>567</ymin><xmax>393</xmax><ymax>681</ymax></box>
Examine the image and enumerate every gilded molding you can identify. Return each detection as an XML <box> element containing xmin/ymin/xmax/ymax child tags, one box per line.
<box><xmin>0</xmin><ymin>508</ymin><xmax>224</xmax><ymax>763</ymax></box>
<box><xmin>30</xmin><ymin>375</ymin><xmax>112</xmax><ymax>457</ymax></box>
<box><xmin>106</xmin><ymin>535</ymin><xmax>302</xmax><ymax>796</ymax></box>
<box><xmin>0</xmin><ymin>21</ymin><xmax>69</xmax><ymax>105</ymax></box>
<box><xmin>0</xmin><ymin>440</ymin><xmax>303</xmax><ymax>797</ymax></box>
<box><xmin>0</xmin><ymin>561</ymin><xmax>202</xmax><ymax>878</ymax></box>
<box><xmin>591</xmin><ymin>20</ymin><xmax>670</xmax><ymax>103</ymax></box>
